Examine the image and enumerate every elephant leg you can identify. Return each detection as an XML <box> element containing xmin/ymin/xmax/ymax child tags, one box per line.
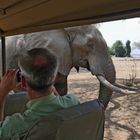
<box><xmin>54</xmin><ymin>73</ymin><xmax>68</xmax><ymax>96</ymax></box>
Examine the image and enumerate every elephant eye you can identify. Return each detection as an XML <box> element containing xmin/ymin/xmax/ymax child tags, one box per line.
<box><xmin>87</xmin><ymin>41</ymin><xmax>94</xmax><ymax>48</ymax></box>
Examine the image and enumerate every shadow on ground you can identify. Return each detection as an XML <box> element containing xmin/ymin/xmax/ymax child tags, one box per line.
<box><xmin>105</xmin><ymin>79</ymin><xmax>140</xmax><ymax>140</ymax></box>
<box><xmin>68</xmin><ymin>75</ymin><xmax>140</xmax><ymax>140</ymax></box>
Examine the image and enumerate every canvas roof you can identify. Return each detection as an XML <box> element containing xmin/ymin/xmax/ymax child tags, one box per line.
<box><xmin>0</xmin><ymin>0</ymin><xmax>140</xmax><ymax>36</ymax></box>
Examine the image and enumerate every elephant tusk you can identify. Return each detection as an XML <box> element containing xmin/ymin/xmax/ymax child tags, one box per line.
<box><xmin>96</xmin><ymin>75</ymin><xmax>137</xmax><ymax>94</ymax></box>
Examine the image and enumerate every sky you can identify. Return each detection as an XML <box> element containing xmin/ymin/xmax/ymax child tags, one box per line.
<box><xmin>98</xmin><ymin>18</ymin><xmax>140</xmax><ymax>56</ymax></box>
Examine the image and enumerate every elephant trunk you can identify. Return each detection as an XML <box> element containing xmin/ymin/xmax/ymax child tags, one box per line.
<box><xmin>98</xmin><ymin>57</ymin><xmax>115</xmax><ymax>109</ymax></box>
<box><xmin>88</xmin><ymin>54</ymin><xmax>115</xmax><ymax>108</ymax></box>
<box><xmin>91</xmin><ymin>57</ymin><xmax>136</xmax><ymax>109</ymax></box>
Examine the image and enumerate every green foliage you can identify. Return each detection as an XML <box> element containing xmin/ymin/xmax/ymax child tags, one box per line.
<box><xmin>107</xmin><ymin>46</ymin><xmax>115</xmax><ymax>56</ymax></box>
<box><xmin>115</xmin><ymin>46</ymin><xmax>126</xmax><ymax>57</ymax></box>
<box><xmin>108</xmin><ymin>40</ymin><xmax>132</xmax><ymax>57</ymax></box>
<box><xmin>125</xmin><ymin>40</ymin><xmax>131</xmax><ymax>57</ymax></box>
<box><xmin>112</xmin><ymin>40</ymin><xmax>126</xmax><ymax>57</ymax></box>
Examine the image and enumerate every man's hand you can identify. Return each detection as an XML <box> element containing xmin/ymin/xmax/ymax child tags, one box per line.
<box><xmin>52</xmin><ymin>85</ymin><xmax>59</xmax><ymax>96</ymax></box>
<box><xmin>0</xmin><ymin>69</ymin><xmax>21</xmax><ymax>121</ymax></box>
<box><xmin>0</xmin><ymin>69</ymin><xmax>21</xmax><ymax>98</ymax></box>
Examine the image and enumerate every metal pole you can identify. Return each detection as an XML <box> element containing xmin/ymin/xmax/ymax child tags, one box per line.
<box><xmin>1</xmin><ymin>36</ymin><xmax>6</xmax><ymax>75</ymax></box>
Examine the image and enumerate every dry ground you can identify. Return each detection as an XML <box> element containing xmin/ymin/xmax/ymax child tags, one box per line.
<box><xmin>68</xmin><ymin>57</ymin><xmax>140</xmax><ymax>140</ymax></box>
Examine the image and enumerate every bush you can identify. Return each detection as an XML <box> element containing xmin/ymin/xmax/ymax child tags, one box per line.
<box><xmin>107</xmin><ymin>47</ymin><xmax>115</xmax><ymax>56</ymax></box>
<box><xmin>112</xmin><ymin>40</ymin><xmax>126</xmax><ymax>57</ymax></box>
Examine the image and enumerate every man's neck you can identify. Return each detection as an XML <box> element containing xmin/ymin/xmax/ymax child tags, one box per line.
<box><xmin>27</xmin><ymin>86</ymin><xmax>53</xmax><ymax>100</ymax></box>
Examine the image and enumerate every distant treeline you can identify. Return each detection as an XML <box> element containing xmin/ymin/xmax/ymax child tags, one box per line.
<box><xmin>108</xmin><ymin>40</ymin><xmax>131</xmax><ymax>57</ymax></box>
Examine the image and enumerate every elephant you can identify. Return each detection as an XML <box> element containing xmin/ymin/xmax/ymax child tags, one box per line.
<box><xmin>0</xmin><ymin>25</ymin><xmax>131</xmax><ymax>109</ymax></box>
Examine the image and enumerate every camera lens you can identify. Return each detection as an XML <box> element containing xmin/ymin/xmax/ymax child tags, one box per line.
<box><xmin>16</xmin><ymin>69</ymin><xmax>21</xmax><ymax>82</ymax></box>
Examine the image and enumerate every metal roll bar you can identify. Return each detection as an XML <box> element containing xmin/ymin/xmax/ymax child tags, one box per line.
<box><xmin>0</xmin><ymin>31</ymin><xmax>6</xmax><ymax>75</ymax></box>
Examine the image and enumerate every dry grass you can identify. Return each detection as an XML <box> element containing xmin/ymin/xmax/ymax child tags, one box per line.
<box><xmin>112</xmin><ymin>57</ymin><xmax>140</xmax><ymax>87</ymax></box>
<box><xmin>68</xmin><ymin>57</ymin><xmax>140</xmax><ymax>140</ymax></box>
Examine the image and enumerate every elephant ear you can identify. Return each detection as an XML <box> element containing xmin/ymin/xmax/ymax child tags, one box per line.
<box><xmin>45</xmin><ymin>31</ymin><xmax>73</xmax><ymax>76</ymax></box>
<box><xmin>16</xmin><ymin>35</ymin><xmax>26</xmax><ymax>50</ymax></box>
<box><xmin>57</xmin><ymin>48</ymin><xmax>73</xmax><ymax>76</ymax></box>
<box><xmin>6</xmin><ymin>36</ymin><xmax>20</xmax><ymax>69</ymax></box>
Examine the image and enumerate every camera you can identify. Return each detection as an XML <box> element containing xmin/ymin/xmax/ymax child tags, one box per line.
<box><xmin>16</xmin><ymin>69</ymin><xmax>21</xmax><ymax>82</ymax></box>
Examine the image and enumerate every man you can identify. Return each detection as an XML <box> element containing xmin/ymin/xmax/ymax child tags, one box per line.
<box><xmin>0</xmin><ymin>48</ymin><xmax>80</xmax><ymax>138</ymax></box>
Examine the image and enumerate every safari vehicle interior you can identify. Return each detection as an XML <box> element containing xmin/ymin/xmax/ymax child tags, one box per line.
<box><xmin>0</xmin><ymin>0</ymin><xmax>140</xmax><ymax>140</ymax></box>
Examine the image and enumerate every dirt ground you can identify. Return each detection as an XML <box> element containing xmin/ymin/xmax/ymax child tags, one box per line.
<box><xmin>68</xmin><ymin>57</ymin><xmax>140</xmax><ymax>140</ymax></box>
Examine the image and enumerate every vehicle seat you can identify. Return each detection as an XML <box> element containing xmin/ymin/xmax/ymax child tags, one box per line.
<box><xmin>4</xmin><ymin>91</ymin><xmax>29</xmax><ymax>116</ymax></box>
<box><xmin>4</xmin><ymin>93</ymin><xmax>105</xmax><ymax>140</ymax></box>
<box><xmin>23</xmin><ymin>99</ymin><xmax>104</xmax><ymax>140</ymax></box>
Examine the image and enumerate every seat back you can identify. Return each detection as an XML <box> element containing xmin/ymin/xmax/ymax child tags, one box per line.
<box><xmin>4</xmin><ymin>93</ymin><xmax>104</xmax><ymax>140</ymax></box>
<box><xmin>23</xmin><ymin>99</ymin><xmax>104</xmax><ymax>140</ymax></box>
<box><xmin>4</xmin><ymin>92</ymin><xmax>29</xmax><ymax>116</ymax></box>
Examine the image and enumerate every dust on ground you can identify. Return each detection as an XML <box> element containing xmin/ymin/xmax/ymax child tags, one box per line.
<box><xmin>68</xmin><ymin>57</ymin><xmax>140</xmax><ymax>140</ymax></box>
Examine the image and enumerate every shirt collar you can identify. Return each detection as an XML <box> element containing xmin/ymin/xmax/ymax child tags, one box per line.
<box><xmin>26</xmin><ymin>93</ymin><xmax>56</xmax><ymax>110</ymax></box>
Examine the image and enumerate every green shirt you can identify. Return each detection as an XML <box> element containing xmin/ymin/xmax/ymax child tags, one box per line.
<box><xmin>0</xmin><ymin>93</ymin><xmax>80</xmax><ymax>138</ymax></box>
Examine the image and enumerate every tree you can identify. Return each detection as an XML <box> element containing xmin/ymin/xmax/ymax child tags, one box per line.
<box><xmin>112</xmin><ymin>40</ymin><xmax>126</xmax><ymax>57</ymax></box>
<box><xmin>125</xmin><ymin>40</ymin><xmax>131</xmax><ymax>57</ymax></box>
<box><xmin>107</xmin><ymin>46</ymin><xmax>115</xmax><ymax>56</ymax></box>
